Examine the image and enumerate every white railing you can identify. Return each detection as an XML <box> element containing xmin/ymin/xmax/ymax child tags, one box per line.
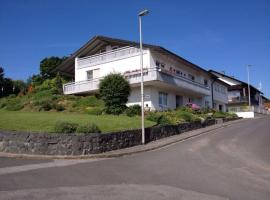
<box><xmin>228</xmin><ymin>106</ymin><xmax>270</xmax><ymax>115</ymax></box>
<box><xmin>63</xmin><ymin>68</ymin><xmax>210</xmax><ymax>95</ymax></box>
<box><xmin>63</xmin><ymin>79</ymin><xmax>100</xmax><ymax>95</ymax></box>
<box><xmin>77</xmin><ymin>46</ymin><xmax>141</xmax><ymax>69</ymax></box>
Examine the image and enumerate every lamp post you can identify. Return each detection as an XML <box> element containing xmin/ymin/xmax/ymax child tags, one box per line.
<box><xmin>138</xmin><ymin>9</ymin><xmax>149</xmax><ymax>144</ymax></box>
<box><xmin>247</xmin><ymin>65</ymin><xmax>252</xmax><ymax>109</ymax></box>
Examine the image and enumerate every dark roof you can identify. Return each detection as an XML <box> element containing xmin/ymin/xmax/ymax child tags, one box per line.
<box><xmin>54</xmin><ymin>35</ymin><xmax>210</xmax><ymax>76</ymax></box>
<box><xmin>209</xmin><ymin>70</ymin><xmax>263</xmax><ymax>94</ymax></box>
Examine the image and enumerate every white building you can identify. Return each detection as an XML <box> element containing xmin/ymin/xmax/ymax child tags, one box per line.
<box><xmin>210</xmin><ymin>70</ymin><xmax>269</xmax><ymax>117</ymax></box>
<box><xmin>55</xmin><ymin>36</ymin><xmax>228</xmax><ymax>111</ymax></box>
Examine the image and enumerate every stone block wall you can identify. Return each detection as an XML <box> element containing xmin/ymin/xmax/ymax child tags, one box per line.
<box><xmin>0</xmin><ymin>118</ymin><xmax>238</xmax><ymax>156</ymax></box>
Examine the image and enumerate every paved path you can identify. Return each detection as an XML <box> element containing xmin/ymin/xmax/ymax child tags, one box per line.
<box><xmin>0</xmin><ymin>117</ymin><xmax>269</xmax><ymax>200</ymax></box>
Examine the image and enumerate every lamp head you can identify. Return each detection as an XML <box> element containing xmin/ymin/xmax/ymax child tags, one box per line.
<box><xmin>138</xmin><ymin>9</ymin><xmax>149</xmax><ymax>16</ymax></box>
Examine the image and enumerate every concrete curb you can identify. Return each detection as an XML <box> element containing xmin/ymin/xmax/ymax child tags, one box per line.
<box><xmin>0</xmin><ymin>118</ymin><xmax>250</xmax><ymax>160</ymax></box>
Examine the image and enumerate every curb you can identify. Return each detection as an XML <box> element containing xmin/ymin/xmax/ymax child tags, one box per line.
<box><xmin>0</xmin><ymin>118</ymin><xmax>250</xmax><ymax>160</ymax></box>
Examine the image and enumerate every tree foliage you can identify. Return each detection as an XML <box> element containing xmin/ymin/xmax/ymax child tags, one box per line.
<box><xmin>40</xmin><ymin>56</ymin><xmax>67</xmax><ymax>79</ymax></box>
<box><xmin>0</xmin><ymin>67</ymin><xmax>4</xmax><ymax>81</ymax></box>
<box><xmin>99</xmin><ymin>74</ymin><xmax>130</xmax><ymax>115</ymax></box>
<box><xmin>0</xmin><ymin>67</ymin><xmax>26</xmax><ymax>97</ymax></box>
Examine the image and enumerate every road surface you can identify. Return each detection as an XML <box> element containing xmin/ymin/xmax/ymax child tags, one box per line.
<box><xmin>0</xmin><ymin>117</ymin><xmax>269</xmax><ymax>200</ymax></box>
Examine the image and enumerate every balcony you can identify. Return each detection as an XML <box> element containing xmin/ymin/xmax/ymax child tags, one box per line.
<box><xmin>77</xmin><ymin>46</ymin><xmax>141</xmax><ymax>69</ymax></box>
<box><xmin>63</xmin><ymin>68</ymin><xmax>210</xmax><ymax>95</ymax></box>
<box><xmin>228</xmin><ymin>96</ymin><xmax>259</xmax><ymax>105</ymax></box>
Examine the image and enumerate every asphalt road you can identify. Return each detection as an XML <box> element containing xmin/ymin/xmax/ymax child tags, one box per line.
<box><xmin>0</xmin><ymin>117</ymin><xmax>270</xmax><ymax>200</ymax></box>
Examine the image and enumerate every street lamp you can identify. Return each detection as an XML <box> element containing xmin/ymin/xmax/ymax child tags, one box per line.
<box><xmin>247</xmin><ymin>65</ymin><xmax>252</xmax><ymax>109</ymax></box>
<box><xmin>138</xmin><ymin>9</ymin><xmax>149</xmax><ymax>144</ymax></box>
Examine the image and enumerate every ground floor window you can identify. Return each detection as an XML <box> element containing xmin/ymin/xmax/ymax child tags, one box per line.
<box><xmin>86</xmin><ymin>70</ymin><xmax>93</xmax><ymax>80</ymax></box>
<box><xmin>205</xmin><ymin>101</ymin><xmax>210</xmax><ymax>108</ymax></box>
<box><xmin>159</xmin><ymin>92</ymin><xmax>168</xmax><ymax>107</ymax></box>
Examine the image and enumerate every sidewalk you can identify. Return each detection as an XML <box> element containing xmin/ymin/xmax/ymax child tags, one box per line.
<box><xmin>0</xmin><ymin>118</ymin><xmax>250</xmax><ymax>160</ymax></box>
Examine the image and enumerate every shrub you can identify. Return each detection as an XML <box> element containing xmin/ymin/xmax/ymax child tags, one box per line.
<box><xmin>54</xmin><ymin>121</ymin><xmax>78</xmax><ymax>134</ymax></box>
<box><xmin>76</xmin><ymin>123</ymin><xmax>101</xmax><ymax>134</ymax></box>
<box><xmin>73</xmin><ymin>96</ymin><xmax>104</xmax><ymax>108</ymax></box>
<box><xmin>86</xmin><ymin>107</ymin><xmax>104</xmax><ymax>115</ymax></box>
<box><xmin>146</xmin><ymin>112</ymin><xmax>172</xmax><ymax>125</ymax></box>
<box><xmin>40</xmin><ymin>101</ymin><xmax>54</xmax><ymax>111</ymax></box>
<box><xmin>175</xmin><ymin>110</ymin><xmax>194</xmax><ymax>122</ymax></box>
<box><xmin>99</xmin><ymin>74</ymin><xmax>130</xmax><ymax>115</ymax></box>
<box><xmin>146</xmin><ymin>112</ymin><xmax>161</xmax><ymax>123</ymax></box>
<box><xmin>0</xmin><ymin>98</ymin><xmax>7</xmax><ymax>109</ymax></box>
<box><xmin>5</xmin><ymin>98</ymin><xmax>24</xmax><ymax>111</ymax></box>
<box><xmin>157</xmin><ymin>115</ymin><xmax>172</xmax><ymax>125</ymax></box>
<box><xmin>213</xmin><ymin>111</ymin><xmax>226</xmax><ymax>118</ymax></box>
<box><xmin>125</xmin><ymin>105</ymin><xmax>141</xmax><ymax>117</ymax></box>
<box><xmin>54</xmin><ymin>103</ymin><xmax>65</xmax><ymax>111</ymax></box>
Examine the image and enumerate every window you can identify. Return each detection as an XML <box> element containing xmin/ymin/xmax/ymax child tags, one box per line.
<box><xmin>159</xmin><ymin>92</ymin><xmax>168</xmax><ymax>107</ymax></box>
<box><xmin>156</xmin><ymin>60</ymin><xmax>160</xmax><ymax>67</ymax></box>
<box><xmin>204</xmin><ymin>79</ymin><xmax>208</xmax><ymax>86</ymax></box>
<box><xmin>99</xmin><ymin>49</ymin><xmax>106</xmax><ymax>53</ymax></box>
<box><xmin>160</xmin><ymin>63</ymin><xmax>165</xmax><ymax>68</ymax></box>
<box><xmin>188</xmin><ymin>74</ymin><xmax>195</xmax><ymax>81</ymax></box>
<box><xmin>86</xmin><ymin>70</ymin><xmax>93</xmax><ymax>80</ymax></box>
<box><xmin>205</xmin><ymin>101</ymin><xmax>210</xmax><ymax>108</ymax></box>
<box><xmin>112</xmin><ymin>46</ymin><xmax>119</xmax><ymax>50</ymax></box>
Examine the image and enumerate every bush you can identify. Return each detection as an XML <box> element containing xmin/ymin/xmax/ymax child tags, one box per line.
<box><xmin>157</xmin><ymin>115</ymin><xmax>172</xmax><ymax>125</ymax></box>
<box><xmin>54</xmin><ymin>103</ymin><xmax>65</xmax><ymax>111</ymax></box>
<box><xmin>125</xmin><ymin>105</ymin><xmax>141</xmax><ymax>117</ymax></box>
<box><xmin>40</xmin><ymin>101</ymin><xmax>54</xmax><ymax>111</ymax></box>
<box><xmin>76</xmin><ymin>123</ymin><xmax>101</xmax><ymax>134</ymax></box>
<box><xmin>146</xmin><ymin>112</ymin><xmax>172</xmax><ymax>125</ymax></box>
<box><xmin>73</xmin><ymin>96</ymin><xmax>104</xmax><ymax>108</ymax></box>
<box><xmin>99</xmin><ymin>74</ymin><xmax>130</xmax><ymax>115</ymax></box>
<box><xmin>86</xmin><ymin>107</ymin><xmax>104</xmax><ymax>115</ymax></box>
<box><xmin>0</xmin><ymin>98</ymin><xmax>7</xmax><ymax>108</ymax></box>
<box><xmin>5</xmin><ymin>98</ymin><xmax>24</xmax><ymax>111</ymax></box>
<box><xmin>146</xmin><ymin>112</ymin><xmax>161</xmax><ymax>123</ymax></box>
<box><xmin>54</xmin><ymin>121</ymin><xmax>78</xmax><ymax>134</ymax></box>
<box><xmin>213</xmin><ymin>111</ymin><xmax>226</xmax><ymax>118</ymax></box>
<box><xmin>175</xmin><ymin>110</ymin><xmax>194</xmax><ymax>122</ymax></box>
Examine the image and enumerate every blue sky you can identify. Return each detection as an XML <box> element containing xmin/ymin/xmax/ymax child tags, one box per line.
<box><xmin>0</xmin><ymin>0</ymin><xmax>269</xmax><ymax>97</ymax></box>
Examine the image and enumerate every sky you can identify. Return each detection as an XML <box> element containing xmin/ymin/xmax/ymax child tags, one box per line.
<box><xmin>0</xmin><ymin>0</ymin><xmax>269</xmax><ymax>97</ymax></box>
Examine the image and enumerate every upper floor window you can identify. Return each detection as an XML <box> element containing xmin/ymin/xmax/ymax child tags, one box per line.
<box><xmin>188</xmin><ymin>74</ymin><xmax>195</xmax><ymax>81</ymax></box>
<box><xmin>156</xmin><ymin>60</ymin><xmax>160</xmax><ymax>67</ymax></box>
<box><xmin>160</xmin><ymin>63</ymin><xmax>166</xmax><ymax>68</ymax></box>
<box><xmin>204</xmin><ymin>79</ymin><xmax>208</xmax><ymax>86</ymax></box>
<box><xmin>99</xmin><ymin>49</ymin><xmax>106</xmax><ymax>53</ymax></box>
<box><xmin>112</xmin><ymin>46</ymin><xmax>119</xmax><ymax>50</ymax></box>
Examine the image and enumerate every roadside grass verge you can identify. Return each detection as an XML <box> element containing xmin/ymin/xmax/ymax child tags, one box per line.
<box><xmin>0</xmin><ymin>110</ymin><xmax>155</xmax><ymax>133</ymax></box>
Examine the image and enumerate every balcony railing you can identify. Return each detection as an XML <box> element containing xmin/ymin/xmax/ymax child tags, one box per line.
<box><xmin>228</xmin><ymin>96</ymin><xmax>259</xmax><ymax>105</ymax></box>
<box><xmin>63</xmin><ymin>68</ymin><xmax>210</xmax><ymax>95</ymax></box>
<box><xmin>77</xmin><ymin>46</ymin><xmax>141</xmax><ymax>69</ymax></box>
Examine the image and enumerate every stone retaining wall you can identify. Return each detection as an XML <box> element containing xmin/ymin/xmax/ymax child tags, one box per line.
<box><xmin>0</xmin><ymin>118</ymin><xmax>239</xmax><ymax>156</ymax></box>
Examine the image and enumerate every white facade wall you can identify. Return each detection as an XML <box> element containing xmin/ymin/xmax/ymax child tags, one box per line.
<box><xmin>75</xmin><ymin>48</ymin><xmax>150</xmax><ymax>82</ymax></box>
<box><xmin>212</xmin><ymin>82</ymin><xmax>228</xmax><ymax>111</ymax></box>
<box><xmin>149</xmin><ymin>51</ymin><xmax>210</xmax><ymax>86</ymax></box>
<box><xmin>68</xmin><ymin>45</ymin><xmax>229</xmax><ymax>111</ymax></box>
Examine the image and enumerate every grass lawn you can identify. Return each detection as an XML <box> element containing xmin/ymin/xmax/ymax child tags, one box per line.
<box><xmin>0</xmin><ymin>110</ymin><xmax>155</xmax><ymax>133</ymax></box>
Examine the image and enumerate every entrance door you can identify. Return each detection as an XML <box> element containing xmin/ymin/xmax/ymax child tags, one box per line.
<box><xmin>176</xmin><ymin>95</ymin><xmax>183</xmax><ymax>108</ymax></box>
<box><xmin>219</xmin><ymin>104</ymin><xmax>223</xmax><ymax>111</ymax></box>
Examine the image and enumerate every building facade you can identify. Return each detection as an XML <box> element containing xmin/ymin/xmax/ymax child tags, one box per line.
<box><xmin>55</xmin><ymin>36</ymin><xmax>228</xmax><ymax>111</ymax></box>
<box><xmin>209</xmin><ymin>70</ymin><xmax>264</xmax><ymax>113</ymax></box>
